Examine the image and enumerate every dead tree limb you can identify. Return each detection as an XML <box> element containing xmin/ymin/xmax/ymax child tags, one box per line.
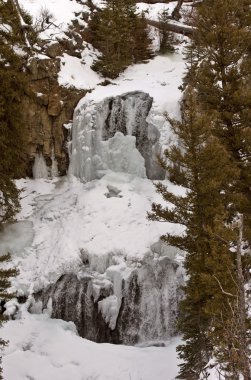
<box><xmin>147</xmin><ymin>18</ymin><xmax>194</xmax><ymax>36</ymax></box>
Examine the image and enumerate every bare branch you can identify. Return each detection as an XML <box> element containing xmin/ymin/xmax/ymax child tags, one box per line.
<box><xmin>212</xmin><ymin>275</ymin><xmax>237</xmax><ymax>298</ymax></box>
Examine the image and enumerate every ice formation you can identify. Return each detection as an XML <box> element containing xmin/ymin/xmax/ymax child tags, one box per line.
<box><xmin>51</xmin><ymin>147</ymin><xmax>59</xmax><ymax>178</ymax></box>
<box><xmin>32</xmin><ymin>153</ymin><xmax>48</xmax><ymax>179</ymax></box>
<box><xmin>37</xmin><ymin>251</ymin><xmax>184</xmax><ymax>344</ymax></box>
<box><xmin>70</xmin><ymin>91</ymin><xmax>165</xmax><ymax>181</ymax></box>
<box><xmin>9</xmin><ymin>90</ymin><xmax>185</xmax><ymax>345</ymax></box>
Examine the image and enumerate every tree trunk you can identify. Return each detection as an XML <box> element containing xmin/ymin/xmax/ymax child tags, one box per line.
<box><xmin>147</xmin><ymin>18</ymin><xmax>193</xmax><ymax>36</ymax></box>
<box><xmin>10</xmin><ymin>0</ymin><xmax>31</xmax><ymax>47</ymax></box>
<box><xmin>171</xmin><ymin>0</ymin><xmax>185</xmax><ymax>20</ymax></box>
<box><xmin>236</xmin><ymin>214</ymin><xmax>251</xmax><ymax>380</ymax></box>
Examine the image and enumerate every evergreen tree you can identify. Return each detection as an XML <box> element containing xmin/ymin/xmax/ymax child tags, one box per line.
<box><xmin>158</xmin><ymin>9</ymin><xmax>175</xmax><ymax>54</ymax></box>
<box><xmin>90</xmin><ymin>0</ymin><xmax>132</xmax><ymax>78</ymax></box>
<box><xmin>88</xmin><ymin>0</ymin><xmax>153</xmax><ymax>78</ymax></box>
<box><xmin>148</xmin><ymin>88</ymin><xmax>250</xmax><ymax>378</ymax></box>
<box><xmin>0</xmin><ymin>254</ymin><xmax>17</xmax><ymax>380</ymax></box>
<box><xmin>131</xmin><ymin>12</ymin><xmax>154</xmax><ymax>63</ymax></box>
<box><xmin>0</xmin><ymin>0</ymin><xmax>26</xmax><ymax>224</ymax></box>
<box><xmin>0</xmin><ymin>4</ymin><xmax>23</xmax><ymax>375</ymax></box>
<box><xmin>185</xmin><ymin>0</ymin><xmax>251</xmax><ymax>244</ymax></box>
<box><xmin>173</xmin><ymin>3</ymin><xmax>251</xmax><ymax>374</ymax></box>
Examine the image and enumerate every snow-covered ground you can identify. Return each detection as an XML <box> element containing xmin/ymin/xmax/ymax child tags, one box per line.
<box><xmin>20</xmin><ymin>0</ymin><xmax>85</xmax><ymax>26</ymax></box>
<box><xmin>2</xmin><ymin>310</ymin><xmax>182</xmax><ymax>380</ymax></box>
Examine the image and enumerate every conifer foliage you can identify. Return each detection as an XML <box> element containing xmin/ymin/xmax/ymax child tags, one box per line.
<box><xmin>0</xmin><ymin>0</ymin><xmax>26</xmax><ymax>225</ymax></box>
<box><xmin>0</xmin><ymin>253</ymin><xmax>17</xmax><ymax>380</ymax></box>
<box><xmin>88</xmin><ymin>0</ymin><xmax>153</xmax><ymax>78</ymax></box>
<box><xmin>158</xmin><ymin>9</ymin><xmax>175</xmax><ymax>54</ymax></box>
<box><xmin>186</xmin><ymin>0</ymin><xmax>251</xmax><ymax>242</ymax></box>
<box><xmin>0</xmin><ymin>2</ymin><xmax>23</xmax><ymax>375</ymax></box>
<box><xmin>149</xmin><ymin>89</ymin><xmax>242</xmax><ymax>378</ymax></box>
<box><xmin>149</xmin><ymin>0</ymin><xmax>251</xmax><ymax>378</ymax></box>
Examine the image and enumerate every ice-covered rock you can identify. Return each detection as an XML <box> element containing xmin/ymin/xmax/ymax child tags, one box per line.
<box><xmin>10</xmin><ymin>174</ymin><xmax>185</xmax><ymax>346</ymax></box>
<box><xmin>70</xmin><ymin>91</ymin><xmax>165</xmax><ymax>181</ymax></box>
<box><xmin>35</xmin><ymin>254</ymin><xmax>184</xmax><ymax>345</ymax></box>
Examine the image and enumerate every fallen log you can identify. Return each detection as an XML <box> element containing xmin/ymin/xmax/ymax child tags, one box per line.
<box><xmin>147</xmin><ymin>19</ymin><xmax>194</xmax><ymax>36</ymax></box>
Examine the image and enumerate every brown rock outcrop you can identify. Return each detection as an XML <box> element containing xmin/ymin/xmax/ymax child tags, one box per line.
<box><xmin>22</xmin><ymin>57</ymin><xmax>86</xmax><ymax>176</ymax></box>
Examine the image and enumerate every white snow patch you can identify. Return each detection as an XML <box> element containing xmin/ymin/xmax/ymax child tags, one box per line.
<box><xmin>2</xmin><ymin>312</ymin><xmax>182</xmax><ymax>380</ymax></box>
<box><xmin>58</xmin><ymin>50</ymin><xmax>100</xmax><ymax>90</ymax></box>
<box><xmin>19</xmin><ymin>0</ymin><xmax>83</xmax><ymax>35</ymax></box>
<box><xmin>136</xmin><ymin>2</ymin><xmax>177</xmax><ymax>21</ymax></box>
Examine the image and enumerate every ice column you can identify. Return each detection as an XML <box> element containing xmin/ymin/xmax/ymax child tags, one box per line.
<box><xmin>51</xmin><ymin>147</ymin><xmax>59</xmax><ymax>178</ymax></box>
<box><xmin>32</xmin><ymin>153</ymin><xmax>48</xmax><ymax>179</ymax></box>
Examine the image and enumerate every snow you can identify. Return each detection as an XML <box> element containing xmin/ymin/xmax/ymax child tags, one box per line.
<box><xmin>7</xmin><ymin>173</ymin><xmax>185</xmax><ymax>295</ymax></box>
<box><xmin>57</xmin><ymin>38</ymin><xmax>185</xmax><ymax>122</ymax></box>
<box><xmin>92</xmin><ymin>1</ymin><xmax>178</xmax><ymax>18</ymax></box>
<box><xmin>19</xmin><ymin>0</ymin><xmax>84</xmax><ymax>30</ymax></box>
<box><xmin>1</xmin><ymin>311</ymin><xmax>182</xmax><ymax>380</ymax></box>
<box><xmin>136</xmin><ymin>2</ymin><xmax>177</xmax><ymax>21</ymax></box>
<box><xmin>58</xmin><ymin>50</ymin><xmax>100</xmax><ymax>90</ymax></box>
<box><xmin>75</xmin><ymin>51</ymin><xmax>184</xmax><ymax>117</ymax></box>
<box><xmin>0</xmin><ymin>23</ymin><xmax>12</xmax><ymax>33</ymax></box>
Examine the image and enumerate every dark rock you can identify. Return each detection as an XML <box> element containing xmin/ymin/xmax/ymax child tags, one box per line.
<box><xmin>35</xmin><ymin>257</ymin><xmax>183</xmax><ymax>345</ymax></box>
<box><xmin>45</xmin><ymin>43</ymin><xmax>64</xmax><ymax>59</ymax></box>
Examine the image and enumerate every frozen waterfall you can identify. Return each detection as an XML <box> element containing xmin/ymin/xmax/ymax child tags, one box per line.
<box><xmin>36</xmin><ymin>249</ymin><xmax>184</xmax><ymax>345</ymax></box>
<box><xmin>69</xmin><ymin>91</ymin><xmax>165</xmax><ymax>181</ymax></box>
<box><xmin>32</xmin><ymin>153</ymin><xmax>48</xmax><ymax>179</ymax></box>
<box><xmin>51</xmin><ymin>147</ymin><xmax>59</xmax><ymax>178</ymax></box>
<box><xmin>29</xmin><ymin>91</ymin><xmax>183</xmax><ymax>346</ymax></box>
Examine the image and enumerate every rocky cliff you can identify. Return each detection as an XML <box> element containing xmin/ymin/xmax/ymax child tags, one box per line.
<box><xmin>23</xmin><ymin>55</ymin><xmax>86</xmax><ymax>176</ymax></box>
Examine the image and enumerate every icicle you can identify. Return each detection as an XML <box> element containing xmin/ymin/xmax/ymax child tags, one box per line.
<box><xmin>51</xmin><ymin>147</ymin><xmax>59</xmax><ymax>178</ymax></box>
<box><xmin>32</xmin><ymin>153</ymin><xmax>48</xmax><ymax>179</ymax></box>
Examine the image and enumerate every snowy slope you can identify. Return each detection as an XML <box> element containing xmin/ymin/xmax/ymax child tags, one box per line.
<box><xmin>19</xmin><ymin>0</ymin><xmax>88</xmax><ymax>40</ymax></box>
<box><xmin>0</xmin><ymin>174</ymin><xmax>185</xmax><ymax>294</ymax></box>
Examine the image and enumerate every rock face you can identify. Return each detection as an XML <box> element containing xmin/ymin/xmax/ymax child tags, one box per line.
<box><xmin>36</xmin><ymin>255</ymin><xmax>183</xmax><ymax>345</ymax></box>
<box><xmin>70</xmin><ymin>92</ymin><xmax>165</xmax><ymax>181</ymax></box>
<box><xmin>22</xmin><ymin>57</ymin><xmax>86</xmax><ymax>176</ymax></box>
